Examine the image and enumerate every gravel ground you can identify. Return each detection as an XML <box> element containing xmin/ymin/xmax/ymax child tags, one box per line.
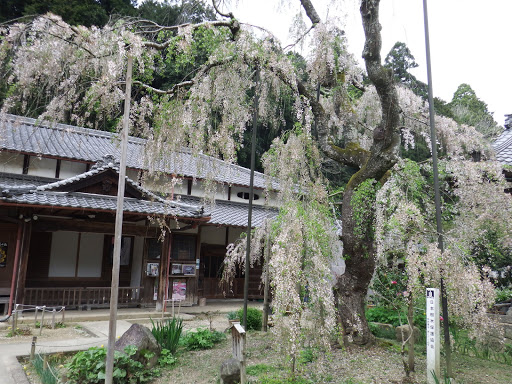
<box><xmin>4</xmin><ymin>314</ymin><xmax>511</xmax><ymax>384</ymax></box>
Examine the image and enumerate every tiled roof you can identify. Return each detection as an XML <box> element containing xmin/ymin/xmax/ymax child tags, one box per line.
<box><xmin>0</xmin><ymin>172</ymin><xmax>55</xmax><ymax>190</ymax></box>
<box><xmin>1</xmin><ymin>190</ymin><xmax>201</xmax><ymax>218</ymax></box>
<box><xmin>0</xmin><ymin>165</ymin><xmax>205</xmax><ymax>218</ymax></box>
<box><xmin>493</xmin><ymin>128</ymin><xmax>512</xmax><ymax>166</ymax></box>
<box><xmin>0</xmin><ymin>114</ymin><xmax>277</xmax><ymax>189</ymax></box>
<box><xmin>178</xmin><ymin>196</ymin><xmax>277</xmax><ymax>228</ymax></box>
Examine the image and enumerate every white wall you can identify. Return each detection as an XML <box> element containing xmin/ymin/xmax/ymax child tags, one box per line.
<box><xmin>230</xmin><ymin>186</ymin><xmax>266</xmax><ymax>205</ymax></box>
<box><xmin>48</xmin><ymin>231</ymin><xmax>78</xmax><ymax>277</ymax></box>
<box><xmin>27</xmin><ymin>156</ymin><xmax>57</xmax><ymax>178</ymax></box>
<box><xmin>49</xmin><ymin>232</ymin><xmax>106</xmax><ymax>277</ymax></box>
<box><xmin>142</xmin><ymin>174</ymin><xmax>188</xmax><ymax>195</ymax></box>
<box><xmin>60</xmin><ymin>161</ymin><xmax>87</xmax><ymax>179</ymax></box>
<box><xmin>190</xmin><ymin>180</ymin><xmax>229</xmax><ymax>200</ymax></box>
<box><xmin>77</xmin><ymin>233</ymin><xmax>103</xmax><ymax>277</ymax></box>
<box><xmin>200</xmin><ymin>226</ymin><xmax>226</xmax><ymax>245</ymax></box>
<box><xmin>228</xmin><ymin>227</ymin><xmax>245</xmax><ymax>244</ymax></box>
<box><xmin>0</xmin><ymin>151</ymin><xmax>24</xmax><ymax>173</ymax></box>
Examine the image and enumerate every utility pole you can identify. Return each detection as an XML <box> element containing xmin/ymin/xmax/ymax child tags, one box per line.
<box><xmin>105</xmin><ymin>54</ymin><xmax>133</xmax><ymax>384</ymax></box>
<box><xmin>422</xmin><ymin>0</ymin><xmax>452</xmax><ymax>378</ymax></box>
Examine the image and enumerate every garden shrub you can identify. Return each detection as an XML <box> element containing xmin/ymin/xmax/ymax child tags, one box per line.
<box><xmin>366</xmin><ymin>306</ymin><xmax>426</xmax><ymax>330</ymax></box>
<box><xmin>236</xmin><ymin>307</ymin><xmax>263</xmax><ymax>330</ymax></box>
<box><xmin>150</xmin><ymin>317</ymin><xmax>183</xmax><ymax>354</ymax></box>
<box><xmin>181</xmin><ymin>327</ymin><xmax>226</xmax><ymax>350</ymax></box>
<box><xmin>66</xmin><ymin>345</ymin><xmax>155</xmax><ymax>384</ymax></box>
<box><xmin>157</xmin><ymin>348</ymin><xmax>177</xmax><ymax>367</ymax></box>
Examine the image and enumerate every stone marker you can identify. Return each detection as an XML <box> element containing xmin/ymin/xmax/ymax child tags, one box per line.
<box><xmin>114</xmin><ymin>323</ymin><xmax>161</xmax><ymax>368</ymax></box>
<box><xmin>220</xmin><ymin>357</ymin><xmax>241</xmax><ymax>384</ymax></box>
<box><xmin>426</xmin><ymin>288</ymin><xmax>440</xmax><ymax>384</ymax></box>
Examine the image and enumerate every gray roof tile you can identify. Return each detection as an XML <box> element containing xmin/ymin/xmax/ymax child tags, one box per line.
<box><xmin>493</xmin><ymin>128</ymin><xmax>512</xmax><ymax>166</ymax></box>
<box><xmin>1</xmin><ymin>114</ymin><xmax>278</xmax><ymax>189</ymax></box>
<box><xmin>180</xmin><ymin>196</ymin><xmax>277</xmax><ymax>228</ymax></box>
<box><xmin>1</xmin><ymin>190</ymin><xmax>200</xmax><ymax>217</ymax></box>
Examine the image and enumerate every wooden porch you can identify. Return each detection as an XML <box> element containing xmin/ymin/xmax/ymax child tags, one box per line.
<box><xmin>23</xmin><ymin>286</ymin><xmax>144</xmax><ymax>310</ymax></box>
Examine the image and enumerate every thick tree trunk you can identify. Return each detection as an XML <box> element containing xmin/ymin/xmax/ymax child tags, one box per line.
<box><xmin>297</xmin><ymin>0</ymin><xmax>401</xmax><ymax>345</ymax></box>
<box><xmin>336</xmin><ymin>252</ymin><xmax>376</xmax><ymax>345</ymax></box>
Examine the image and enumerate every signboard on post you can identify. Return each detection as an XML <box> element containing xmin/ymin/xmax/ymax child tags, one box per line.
<box><xmin>426</xmin><ymin>288</ymin><xmax>440</xmax><ymax>383</ymax></box>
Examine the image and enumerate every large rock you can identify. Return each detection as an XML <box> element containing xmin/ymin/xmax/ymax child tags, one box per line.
<box><xmin>395</xmin><ymin>324</ymin><xmax>420</xmax><ymax>343</ymax></box>
<box><xmin>114</xmin><ymin>323</ymin><xmax>161</xmax><ymax>368</ymax></box>
<box><xmin>220</xmin><ymin>358</ymin><xmax>240</xmax><ymax>384</ymax></box>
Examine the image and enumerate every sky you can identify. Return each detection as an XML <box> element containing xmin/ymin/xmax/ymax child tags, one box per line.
<box><xmin>228</xmin><ymin>0</ymin><xmax>512</xmax><ymax>127</ymax></box>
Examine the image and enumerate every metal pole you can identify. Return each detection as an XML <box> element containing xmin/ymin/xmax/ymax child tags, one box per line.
<box><xmin>422</xmin><ymin>0</ymin><xmax>452</xmax><ymax>378</ymax></box>
<box><xmin>105</xmin><ymin>54</ymin><xmax>133</xmax><ymax>384</ymax></box>
<box><xmin>262</xmin><ymin>220</ymin><xmax>270</xmax><ymax>331</ymax></box>
<box><xmin>243</xmin><ymin>68</ymin><xmax>260</xmax><ymax>329</ymax></box>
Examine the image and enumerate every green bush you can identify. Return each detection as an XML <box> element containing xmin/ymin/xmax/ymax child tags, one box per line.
<box><xmin>236</xmin><ymin>307</ymin><xmax>263</xmax><ymax>331</ymax></box>
<box><xmin>368</xmin><ymin>322</ymin><xmax>396</xmax><ymax>340</ymax></box>
<box><xmin>66</xmin><ymin>345</ymin><xmax>155</xmax><ymax>384</ymax></box>
<box><xmin>496</xmin><ymin>287</ymin><xmax>512</xmax><ymax>303</ymax></box>
<box><xmin>150</xmin><ymin>317</ymin><xmax>183</xmax><ymax>354</ymax></box>
<box><xmin>226</xmin><ymin>310</ymin><xmax>239</xmax><ymax>320</ymax></box>
<box><xmin>181</xmin><ymin>327</ymin><xmax>226</xmax><ymax>350</ymax></box>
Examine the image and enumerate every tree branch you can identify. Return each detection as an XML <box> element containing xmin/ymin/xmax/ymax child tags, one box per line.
<box><xmin>212</xmin><ymin>0</ymin><xmax>234</xmax><ymax>19</ymax></box>
<box><xmin>132</xmin><ymin>56</ymin><xmax>235</xmax><ymax>96</ymax></box>
<box><xmin>142</xmin><ymin>19</ymin><xmax>239</xmax><ymax>50</ymax></box>
<box><xmin>300</xmin><ymin>0</ymin><xmax>321</xmax><ymax>25</ymax></box>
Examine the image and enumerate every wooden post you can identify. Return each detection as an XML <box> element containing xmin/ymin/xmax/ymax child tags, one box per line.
<box><xmin>34</xmin><ymin>306</ymin><xmax>38</xmax><ymax>329</ymax></box>
<box><xmin>14</xmin><ymin>221</ymin><xmax>32</xmax><ymax>306</ymax></box>
<box><xmin>43</xmin><ymin>355</ymin><xmax>48</xmax><ymax>371</ymax></box>
<box><xmin>30</xmin><ymin>336</ymin><xmax>37</xmax><ymax>360</ymax></box>
<box><xmin>39</xmin><ymin>306</ymin><xmax>46</xmax><ymax>335</ymax></box>
<box><xmin>231</xmin><ymin>323</ymin><xmax>246</xmax><ymax>384</ymax></box>
<box><xmin>61</xmin><ymin>307</ymin><xmax>65</xmax><ymax>324</ymax></box>
<box><xmin>51</xmin><ymin>308</ymin><xmax>56</xmax><ymax>329</ymax></box>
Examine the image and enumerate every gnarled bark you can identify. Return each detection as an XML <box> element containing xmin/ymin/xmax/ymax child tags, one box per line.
<box><xmin>298</xmin><ymin>0</ymin><xmax>401</xmax><ymax>345</ymax></box>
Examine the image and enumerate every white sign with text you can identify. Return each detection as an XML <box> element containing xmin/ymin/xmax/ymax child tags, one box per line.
<box><xmin>426</xmin><ymin>288</ymin><xmax>440</xmax><ymax>383</ymax></box>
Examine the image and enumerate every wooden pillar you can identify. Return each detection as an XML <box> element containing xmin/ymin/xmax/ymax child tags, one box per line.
<box><xmin>15</xmin><ymin>221</ymin><xmax>32</xmax><ymax>306</ymax></box>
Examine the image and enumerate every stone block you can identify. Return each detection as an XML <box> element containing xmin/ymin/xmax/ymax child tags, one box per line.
<box><xmin>220</xmin><ymin>358</ymin><xmax>241</xmax><ymax>384</ymax></box>
<box><xmin>115</xmin><ymin>323</ymin><xmax>161</xmax><ymax>368</ymax></box>
<box><xmin>395</xmin><ymin>324</ymin><xmax>420</xmax><ymax>343</ymax></box>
